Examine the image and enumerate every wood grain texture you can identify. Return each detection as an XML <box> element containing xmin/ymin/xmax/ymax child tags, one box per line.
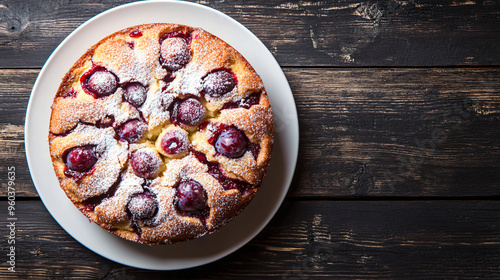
<box><xmin>1</xmin><ymin>200</ymin><xmax>499</xmax><ymax>279</ymax></box>
<box><xmin>1</xmin><ymin>68</ymin><xmax>499</xmax><ymax>198</ymax></box>
<box><xmin>288</xmin><ymin>67</ymin><xmax>500</xmax><ymax>197</ymax></box>
<box><xmin>1</xmin><ymin>0</ymin><xmax>498</xmax><ymax>278</ymax></box>
<box><xmin>0</xmin><ymin>70</ymin><xmax>36</xmax><ymax>197</ymax></box>
<box><xmin>0</xmin><ymin>0</ymin><xmax>499</xmax><ymax>67</ymax></box>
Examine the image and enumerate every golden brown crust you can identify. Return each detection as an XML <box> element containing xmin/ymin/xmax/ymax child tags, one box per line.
<box><xmin>48</xmin><ymin>23</ymin><xmax>273</xmax><ymax>245</ymax></box>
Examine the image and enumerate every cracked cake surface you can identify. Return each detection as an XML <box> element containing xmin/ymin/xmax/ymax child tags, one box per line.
<box><xmin>48</xmin><ymin>23</ymin><xmax>273</xmax><ymax>244</ymax></box>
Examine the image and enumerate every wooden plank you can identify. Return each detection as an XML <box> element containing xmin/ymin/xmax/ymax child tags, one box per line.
<box><xmin>0</xmin><ymin>0</ymin><xmax>499</xmax><ymax>67</ymax></box>
<box><xmin>287</xmin><ymin>67</ymin><xmax>500</xmax><ymax>197</ymax></box>
<box><xmin>0</xmin><ymin>70</ymin><xmax>35</xmax><ymax>197</ymax></box>
<box><xmin>1</xmin><ymin>68</ymin><xmax>500</xmax><ymax>198</ymax></box>
<box><xmin>1</xmin><ymin>200</ymin><xmax>499</xmax><ymax>278</ymax></box>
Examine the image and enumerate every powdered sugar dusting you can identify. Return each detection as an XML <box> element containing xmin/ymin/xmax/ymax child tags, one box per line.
<box><xmin>95</xmin><ymin>174</ymin><xmax>143</xmax><ymax>224</ymax></box>
<box><xmin>174</xmin><ymin>98</ymin><xmax>206</xmax><ymax>127</ymax></box>
<box><xmin>131</xmin><ymin>148</ymin><xmax>163</xmax><ymax>179</ymax></box>
<box><xmin>202</xmin><ymin>70</ymin><xmax>235</xmax><ymax>97</ymax></box>
<box><xmin>124</xmin><ymin>83</ymin><xmax>147</xmax><ymax>107</ymax></box>
<box><xmin>49</xmin><ymin>23</ymin><xmax>273</xmax><ymax>244</ymax></box>
<box><xmin>51</xmin><ymin>125</ymin><xmax>128</xmax><ymax>199</ymax></box>
<box><xmin>103</xmin><ymin>89</ymin><xmax>141</xmax><ymax>127</ymax></box>
<box><xmin>160</xmin><ymin>37</ymin><xmax>191</xmax><ymax>71</ymax></box>
<box><xmin>88</xmin><ymin>70</ymin><xmax>117</xmax><ymax>95</ymax></box>
<box><xmin>141</xmin><ymin>86</ymin><xmax>174</xmax><ymax>130</ymax></box>
<box><xmin>128</xmin><ymin>193</ymin><xmax>158</xmax><ymax>219</ymax></box>
<box><xmin>159</xmin><ymin>128</ymin><xmax>189</xmax><ymax>157</ymax></box>
<box><xmin>93</xmin><ymin>38</ymin><xmax>157</xmax><ymax>86</ymax></box>
<box><xmin>168</xmin><ymin>64</ymin><xmax>203</xmax><ymax>97</ymax></box>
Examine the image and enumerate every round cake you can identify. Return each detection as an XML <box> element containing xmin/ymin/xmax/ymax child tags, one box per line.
<box><xmin>48</xmin><ymin>23</ymin><xmax>273</xmax><ymax>244</ymax></box>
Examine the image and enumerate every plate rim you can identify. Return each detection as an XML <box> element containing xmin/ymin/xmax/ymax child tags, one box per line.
<box><xmin>25</xmin><ymin>0</ymin><xmax>299</xmax><ymax>270</ymax></box>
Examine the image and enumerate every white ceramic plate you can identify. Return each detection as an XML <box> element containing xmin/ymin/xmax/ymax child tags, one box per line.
<box><xmin>25</xmin><ymin>0</ymin><xmax>298</xmax><ymax>270</ymax></box>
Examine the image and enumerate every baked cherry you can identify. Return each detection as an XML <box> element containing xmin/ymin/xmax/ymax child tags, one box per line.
<box><xmin>84</xmin><ymin>69</ymin><xmax>118</xmax><ymax>97</ymax></box>
<box><xmin>123</xmin><ymin>83</ymin><xmax>147</xmax><ymax>107</ymax></box>
<box><xmin>129</xmin><ymin>28</ymin><xmax>143</xmax><ymax>38</ymax></box>
<box><xmin>160</xmin><ymin>37</ymin><xmax>191</xmax><ymax>71</ymax></box>
<box><xmin>117</xmin><ymin>119</ymin><xmax>146</xmax><ymax>143</ymax></box>
<box><xmin>163</xmin><ymin>72</ymin><xmax>175</xmax><ymax>84</ymax></box>
<box><xmin>130</xmin><ymin>149</ymin><xmax>162</xmax><ymax>179</ymax></box>
<box><xmin>161</xmin><ymin>129</ymin><xmax>189</xmax><ymax>157</ymax></box>
<box><xmin>176</xmin><ymin>180</ymin><xmax>207</xmax><ymax>214</ymax></box>
<box><xmin>95</xmin><ymin>115</ymin><xmax>115</xmax><ymax>128</ymax></box>
<box><xmin>178</xmin><ymin>98</ymin><xmax>206</xmax><ymax>126</ymax></box>
<box><xmin>65</xmin><ymin>146</ymin><xmax>98</xmax><ymax>172</ymax></box>
<box><xmin>215</xmin><ymin>127</ymin><xmax>247</xmax><ymax>158</ymax></box>
<box><xmin>171</xmin><ymin>98</ymin><xmax>206</xmax><ymax>127</ymax></box>
<box><xmin>127</xmin><ymin>192</ymin><xmax>158</xmax><ymax>220</ymax></box>
<box><xmin>62</xmin><ymin>87</ymin><xmax>77</xmax><ymax>98</ymax></box>
<box><xmin>202</xmin><ymin>69</ymin><xmax>236</xmax><ymax>98</ymax></box>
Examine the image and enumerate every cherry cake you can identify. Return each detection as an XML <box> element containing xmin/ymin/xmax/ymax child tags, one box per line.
<box><xmin>48</xmin><ymin>23</ymin><xmax>273</xmax><ymax>244</ymax></box>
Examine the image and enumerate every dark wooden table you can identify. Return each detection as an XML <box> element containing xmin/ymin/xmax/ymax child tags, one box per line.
<box><xmin>1</xmin><ymin>0</ymin><xmax>499</xmax><ymax>278</ymax></box>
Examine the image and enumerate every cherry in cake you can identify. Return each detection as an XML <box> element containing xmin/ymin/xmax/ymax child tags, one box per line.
<box><xmin>160</xmin><ymin>35</ymin><xmax>191</xmax><ymax>71</ymax></box>
<box><xmin>63</xmin><ymin>145</ymin><xmax>99</xmax><ymax>181</ymax></box>
<box><xmin>130</xmin><ymin>148</ymin><xmax>162</xmax><ymax>179</ymax></box>
<box><xmin>65</xmin><ymin>146</ymin><xmax>98</xmax><ymax>173</ymax></box>
<box><xmin>127</xmin><ymin>192</ymin><xmax>158</xmax><ymax>220</ymax></box>
<box><xmin>158</xmin><ymin>128</ymin><xmax>189</xmax><ymax>158</ymax></box>
<box><xmin>202</xmin><ymin>69</ymin><xmax>236</xmax><ymax>98</ymax></box>
<box><xmin>96</xmin><ymin>115</ymin><xmax>115</xmax><ymax>129</ymax></box>
<box><xmin>81</xmin><ymin>67</ymin><xmax>118</xmax><ymax>98</ymax></box>
<box><xmin>129</xmin><ymin>28</ymin><xmax>143</xmax><ymax>38</ymax></box>
<box><xmin>176</xmin><ymin>180</ymin><xmax>208</xmax><ymax>214</ymax></box>
<box><xmin>49</xmin><ymin>23</ymin><xmax>273</xmax><ymax>245</ymax></box>
<box><xmin>214</xmin><ymin>126</ymin><xmax>248</xmax><ymax>158</ymax></box>
<box><xmin>123</xmin><ymin>83</ymin><xmax>147</xmax><ymax>108</ymax></box>
<box><xmin>62</xmin><ymin>87</ymin><xmax>78</xmax><ymax>99</ymax></box>
<box><xmin>116</xmin><ymin>119</ymin><xmax>147</xmax><ymax>143</ymax></box>
<box><xmin>171</xmin><ymin>97</ymin><xmax>206</xmax><ymax>127</ymax></box>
